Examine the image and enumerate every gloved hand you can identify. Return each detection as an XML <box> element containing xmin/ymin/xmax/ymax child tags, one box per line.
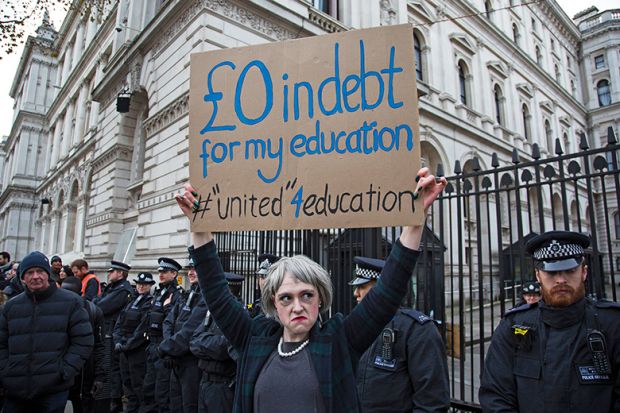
<box><xmin>162</xmin><ymin>356</ymin><xmax>175</xmax><ymax>369</ymax></box>
<box><xmin>91</xmin><ymin>380</ymin><xmax>104</xmax><ymax>396</ymax></box>
<box><xmin>114</xmin><ymin>343</ymin><xmax>125</xmax><ymax>353</ymax></box>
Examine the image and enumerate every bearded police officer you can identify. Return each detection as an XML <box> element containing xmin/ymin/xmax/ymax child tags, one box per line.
<box><xmin>191</xmin><ymin>272</ymin><xmax>245</xmax><ymax>413</ymax></box>
<box><xmin>113</xmin><ymin>272</ymin><xmax>155</xmax><ymax>413</ymax></box>
<box><xmin>159</xmin><ymin>257</ymin><xmax>207</xmax><ymax>413</ymax></box>
<box><xmin>480</xmin><ymin>231</ymin><xmax>620</xmax><ymax>412</ymax></box>
<box><xmin>94</xmin><ymin>260</ymin><xmax>134</xmax><ymax>412</ymax></box>
<box><xmin>352</xmin><ymin>257</ymin><xmax>450</xmax><ymax>413</ymax></box>
<box><xmin>142</xmin><ymin>257</ymin><xmax>184</xmax><ymax>413</ymax></box>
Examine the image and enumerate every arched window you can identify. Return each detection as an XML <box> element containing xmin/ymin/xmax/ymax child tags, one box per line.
<box><xmin>597</xmin><ymin>79</ymin><xmax>611</xmax><ymax>107</ymax></box>
<box><xmin>414</xmin><ymin>32</ymin><xmax>423</xmax><ymax>81</ymax></box>
<box><xmin>522</xmin><ymin>104</ymin><xmax>531</xmax><ymax>141</ymax></box>
<box><xmin>458</xmin><ymin>60</ymin><xmax>469</xmax><ymax>105</ymax></box>
<box><xmin>494</xmin><ymin>84</ymin><xmax>504</xmax><ymax>125</ymax></box>
<box><xmin>535</xmin><ymin>46</ymin><xmax>542</xmax><ymax>67</ymax></box>
<box><xmin>512</xmin><ymin>23</ymin><xmax>520</xmax><ymax>45</ymax></box>
<box><xmin>545</xmin><ymin>119</ymin><xmax>553</xmax><ymax>152</ymax></box>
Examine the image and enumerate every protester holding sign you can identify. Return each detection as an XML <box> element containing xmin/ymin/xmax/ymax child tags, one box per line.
<box><xmin>175</xmin><ymin>167</ymin><xmax>446</xmax><ymax>412</ymax></box>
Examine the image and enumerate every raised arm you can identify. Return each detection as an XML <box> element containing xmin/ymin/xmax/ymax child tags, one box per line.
<box><xmin>344</xmin><ymin>168</ymin><xmax>446</xmax><ymax>356</ymax></box>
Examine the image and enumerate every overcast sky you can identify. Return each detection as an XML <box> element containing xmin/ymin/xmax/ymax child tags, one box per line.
<box><xmin>0</xmin><ymin>0</ymin><xmax>617</xmax><ymax>138</ymax></box>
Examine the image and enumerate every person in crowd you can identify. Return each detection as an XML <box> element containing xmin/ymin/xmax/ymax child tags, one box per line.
<box><xmin>351</xmin><ymin>256</ymin><xmax>450</xmax><ymax>412</ymax></box>
<box><xmin>0</xmin><ymin>251</ymin><xmax>94</xmax><ymax>412</ymax></box>
<box><xmin>519</xmin><ymin>280</ymin><xmax>541</xmax><ymax>306</ymax></box>
<box><xmin>142</xmin><ymin>257</ymin><xmax>184</xmax><ymax>413</ymax></box>
<box><xmin>62</xmin><ymin>277</ymin><xmax>106</xmax><ymax>413</ymax></box>
<box><xmin>59</xmin><ymin>265</ymin><xmax>74</xmax><ymax>284</ymax></box>
<box><xmin>94</xmin><ymin>260</ymin><xmax>134</xmax><ymax>413</ymax></box>
<box><xmin>3</xmin><ymin>263</ymin><xmax>24</xmax><ymax>299</ymax></box>
<box><xmin>0</xmin><ymin>252</ymin><xmax>11</xmax><ymax>274</ymax></box>
<box><xmin>191</xmin><ymin>271</ymin><xmax>245</xmax><ymax>413</ymax></box>
<box><xmin>0</xmin><ymin>262</ymin><xmax>18</xmax><ymax>291</ymax></box>
<box><xmin>50</xmin><ymin>255</ymin><xmax>62</xmax><ymax>284</ymax></box>
<box><xmin>480</xmin><ymin>230</ymin><xmax>620</xmax><ymax>412</ymax></box>
<box><xmin>174</xmin><ymin>167</ymin><xmax>446</xmax><ymax>412</ymax></box>
<box><xmin>248</xmin><ymin>253</ymin><xmax>280</xmax><ymax>318</ymax></box>
<box><xmin>159</xmin><ymin>257</ymin><xmax>207</xmax><ymax>413</ymax></box>
<box><xmin>114</xmin><ymin>272</ymin><xmax>156</xmax><ymax>413</ymax></box>
<box><xmin>71</xmin><ymin>258</ymin><xmax>101</xmax><ymax>300</ymax></box>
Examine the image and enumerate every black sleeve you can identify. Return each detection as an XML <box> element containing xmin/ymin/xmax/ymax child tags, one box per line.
<box><xmin>190</xmin><ymin>320</ymin><xmax>233</xmax><ymax>361</ymax></box>
<box><xmin>92</xmin><ymin>307</ymin><xmax>106</xmax><ymax>382</ymax></box>
<box><xmin>479</xmin><ymin>318</ymin><xmax>519</xmax><ymax>413</ymax></box>
<box><xmin>61</xmin><ymin>299</ymin><xmax>94</xmax><ymax>382</ymax></box>
<box><xmin>160</xmin><ymin>299</ymin><xmax>208</xmax><ymax>357</ymax></box>
<box><xmin>96</xmin><ymin>288</ymin><xmax>133</xmax><ymax>317</ymax></box>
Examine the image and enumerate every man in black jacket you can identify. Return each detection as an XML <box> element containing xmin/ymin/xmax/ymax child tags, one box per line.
<box><xmin>159</xmin><ymin>257</ymin><xmax>207</xmax><ymax>413</ymax></box>
<box><xmin>94</xmin><ymin>260</ymin><xmax>134</xmax><ymax>413</ymax></box>
<box><xmin>113</xmin><ymin>272</ymin><xmax>155</xmax><ymax>413</ymax></box>
<box><xmin>0</xmin><ymin>251</ymin><xmax>94</xmax><ymax>412</ymax></box>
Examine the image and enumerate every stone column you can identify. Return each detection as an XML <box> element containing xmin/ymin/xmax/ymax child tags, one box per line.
<box><xmin>58</xmin><ymin>206</ymin><xmax>69</xmax><ymax>254</ymax></box>
<box><xmin>74</xmin><ymin>84</ymin><xmax>88</xmax><ymax>145</ymax></box>
<box><xmin>61</xmin><ymin>102</ymin><xmax>74</xmax><ymax>157</ymax></box>
<box><xmin>50</xmin><ymin>117</ymin><xmax>63</xmax><ymax>167</ymax></box>
<box><xmin>48</xmin><ymin>209</ymin><xmax>59</xmax><ymax>253</ymax></box>
<box><xmin>72</xmin><ymin>24</ymin><xmax>84</xmax><ymax>69</ymax></box>
<box><xmin>74</xmin><ymin>195</ymin><xmax>88</xmax><ymax>253</ymax></box>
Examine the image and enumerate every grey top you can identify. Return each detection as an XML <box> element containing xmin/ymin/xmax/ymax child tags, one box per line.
<box><xmin>253</xmin><ymin>342</ymin><xmax>326</xmax><ymax>413</ymax></box>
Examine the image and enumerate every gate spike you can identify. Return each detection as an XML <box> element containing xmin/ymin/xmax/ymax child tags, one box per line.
<box><xmin>472</xmin><ymin>157</ymin><xmax>481</xmax><ymax>171</ymax></box>
<box><xmin>454</xmin><ymin>160</ymin><xmax>462</xmax><ymax>175</ymax></box>
<box><xmin>555</xmin><ymin>138</ymin><xmax>563</xmax><ymax>155</ymax></box>
<box><xmin>436</xmin><ymin>163</ymin><xmax>445</xmax><ymax>177</ymax></box>
<box><xmin>607</xmin><ymin>126</ymin><xmax>617</xmax><ymax>145</ymax></box>
<box><xmin>491</xmin><ymin>152</ymin><xmax>499</xmax><ymax>168</ymax></box>
<box><xmin>512</xmin><ymin>148</ymin><xmax>520</xmax><ymax>164</ymax></box>
<box><xmin>532</xmin><ymin>143</ymin><xmax>541</xmax><ymax>160</ymax></box>
<box><xmin>579</xmin><ymin>133</ymin><xmax>589</xmax><ymax>150</ymax></box>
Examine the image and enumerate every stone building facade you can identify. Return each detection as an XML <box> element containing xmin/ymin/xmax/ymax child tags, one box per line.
<box><xmin>0</xmin><ymin>0</ymin><xmax>617</xmax><ymax>279</ymax></box>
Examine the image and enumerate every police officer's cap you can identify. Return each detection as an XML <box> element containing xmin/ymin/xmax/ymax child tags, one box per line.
<box><xmin>108</xmin><ymin>260</ymin><xmax>131</xmax><ymax>272</ymax></box>
<box><xmin>50</xmin><ymin>255</ymin><xmax>62</xmax><ymax>263</ymax></box>
<box><xmin>525</xmin><ymin>231</ymin><xmax>590</xmax><ymax>272</ymax></box>
<box><xmin>225</xmin><ymin>272</ymin><xmax>244</xmax><ymax>287</ymax></box>
<box><xmin>185</xmin><ymin>257</ymin><xmax>195</xmax><ymax>269</ymax></box>
<box><xmin>157</xmin><ymin>257</ymin><xmax>182</xmax><ymax>272</ymax></box>
<box><xmin>135</xmin><ymin>272</ymin><xmax>156</xmax><ymax>285</ymax></box>
<box><xmin>522</xmin><ymin>280</ymin><xmax>541</xmax><ymax>295</ymax></box>
<box><xmin>256</xmin><ymin>253</ymin><xmax>280</xmax><ymax>276</ymax></box>
<box><xmin>348</xmin><ymin>256</ymin><xmax>385</xmax><ymax>286</ymax></box>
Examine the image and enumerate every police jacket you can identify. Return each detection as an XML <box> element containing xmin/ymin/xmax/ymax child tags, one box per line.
<box><xmin>94</xmin><ymin>278</ymin><xmax>134</xmax><ymax>334</ymax></box>
<box><xmin>160</xmin><ymin>282</ymin><xmax>207</xmax><ymax>357</ymax></box>
<box><xmin>356</xmin><ymin>308</ymin><xmax>450</xmax><ymax>413</ymax></box>
<box><xmin>0</xmin><ymin>283</ymin><xmax>94</xmax><ymax>399</ymax></box>
<box><xmin>113</xmin><ymin>292</ymin><xmax>153</xmax><ymax>351</ymax></box>
<box><xmin>190</xmin><ymin>308</ymin><xmax>237</xmax><ymax>378</ymax></box>
<box><xmin>146</xmin><ymin>281</ymin><xmax>183</xmax><ymax>340</ymax></box>
<box><xmin>82</xmin><ymin>299</ymin><xmax>106</xmax><ymax>385</ymax></box>
<box><xmin>479</xmin><ymin>298</ymin><xmax>620</xmax><ymax>413</ymax></box>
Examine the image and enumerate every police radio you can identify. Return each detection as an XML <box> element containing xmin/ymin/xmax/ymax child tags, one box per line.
<box><xmin>381</xmin><ymin>328</ymin><xmax>395</xmax><ymax>360</ymax></box>
<box><xmin>587</xmin><ymin>329</ymin><xmax>611</xmax><ymax>375</ymax></box>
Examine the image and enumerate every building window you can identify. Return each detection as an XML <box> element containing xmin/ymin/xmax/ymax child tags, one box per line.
<box><xmin>531</xmin><ymin>17</ymin><xmax>537</xmax><ymax>32</ymax></box>
<box><xmin>414</xmin><ymin>33</ymin><xmax>423</xmax><ymax>81</ymax></box>
<box><xmin>485</xmin><ymin>0</ymin><xmax>492</xmax><ymax>19</ymax></box>
<box><xmin>522</xmin><ymin>104</ymin><xmax>531</xmax><ymax>141</ymax></box>
<box><xmin>555</xmin><ymin>64</ymin><xmax>561</xmax><ymax>83</ymax></box>
<box><xmin>616</xmin><ymin>257</ymin><xmax>620</xmax><ymax>271</ymax></box>
<box><xmin>545</xmin><ymin>119</ymin><xmax>553</xmax><ymax>152</ymax></box>
<box><xmin>550</xmin><ymin>38</ymin><xmax>555</xmax><ymax>51</ymax></box>
<box><xmin>512</xmin><ymin>23</ymin><xmax>520</xmax><ymax>45</ymax></box>
<box><xmin>312</xmin><ymin>0</ymin><xmax>336</xmax><ymax>17</ymax></box>
<box><xmin>615</xmin><ymin>212</ymin><xmax>620</xmax><ymax>239</ymax></box>
<box><xmin>566</xmin><ymin>55</ymin><xmax>571</xmax><ymax>68</ymax></box>
<box><xmin>597</xmin><ymin>79</ymin><xmax>611</xmax><ymax>107</ymax></box>
<box><xmin>458</xmin><ymin>60</ymin><xmax>469</xmax><ymax>105</ymax></box>
<box><xmin>536</xmin><ymin>46</ymin><xmax>542</xmax><ymax>67</ymax></box>
<box><xmin>594</xmin><ymin>54</ymin><xmax>605</xmax><ymax>69</ymax></box>
<box><xmin>570</xmin><ymin>80</ymin><xmax>576</xmax><ymax>96</ymax></box>
<box><xmin>494</xmin><ymin>84</ymin><xmax>504</xmax><ymax>125</ymax></box>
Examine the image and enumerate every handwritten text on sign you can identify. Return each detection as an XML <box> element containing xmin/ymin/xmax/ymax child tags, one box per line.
<box><xmin>189</xmin><ymin>24</ymin><xmax>422</xmax><ymax>231</ymax></box>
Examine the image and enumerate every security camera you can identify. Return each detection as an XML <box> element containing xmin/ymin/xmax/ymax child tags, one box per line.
<box><xmin>115</xmin><ymin>25</ymin><xmax>123</xmax><ymax>32</ymax></box>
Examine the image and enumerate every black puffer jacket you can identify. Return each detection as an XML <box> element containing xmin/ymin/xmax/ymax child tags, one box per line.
<box><xmin>0</xmin><ymin>283</ymin><xmax>94</xmax><ymax>399</ymax></box>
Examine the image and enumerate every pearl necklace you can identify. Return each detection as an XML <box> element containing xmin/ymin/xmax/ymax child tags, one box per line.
<box><xmin>277</xmin><ymin>336</ymin><xmax>310</xmax><ymax>357</ymax></box>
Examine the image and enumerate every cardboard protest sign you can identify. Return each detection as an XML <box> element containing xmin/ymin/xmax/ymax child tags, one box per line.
<box><xmin>189</xmin><ymin>23</ymin><xmax>422</xmax><ymax>231</ymax></box>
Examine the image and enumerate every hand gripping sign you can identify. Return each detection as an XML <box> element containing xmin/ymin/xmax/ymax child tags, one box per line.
<box><xmin>189</xmin><ymin>24</ymin><xmax>422</xmax><ymax>231</ymax></box>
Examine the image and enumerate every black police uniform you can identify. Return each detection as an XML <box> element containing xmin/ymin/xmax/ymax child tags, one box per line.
<box><xmin>480</xmin><ymin>230</ymin><xmax>620</xmax><ymax>412</ymax></box>
<box><xmin>113</xmin><ymin>272</ymin><xmax>155</xmax><ymax>413</ymax></box>
<box><xmin>190</xmin><ymin>272</ymin><xmax>244</xmax><ymax>413</ymax></box>
<box><xmin>159</xmin><ymin>281</ymin><xmax>207</xmax><ymax>413</ymax></box>
<box><xmin>94</xmin><ymin>262</ymin><xmax>134</xmax><ymax>410</ymax></box>
<box><xmin>142</xmin><ymin>258</ymin><xmax>184</xmax><ymax>413</ymax></box>
<box><xmin>247</xmin><ymin>254</ymin><xmax>279</xmax><ymax>318</ymax></box>
<box><xmin>351</xmin><ymin>257</ymin><xmax>450</xmax><ymax>413</ymax></box>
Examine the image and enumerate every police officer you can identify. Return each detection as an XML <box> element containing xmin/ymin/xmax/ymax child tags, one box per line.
<box><xmin>352</xmin><ymin>256</ymin><xmax>450</xmax><ymax>413</ymax></box>
<box><xmin>480</xmin><ymin>231</ymin><xmax>620</xmax><ymax>412</ymax></box>
<box><xmin>113</xmin><ymin>272</ymin><xmax>155</xmax><ymax>413</ymax></box>
<box><xmin>191</xmin><ymin>272</ymin><xmax>244</xmax><ymax>413</ymax></box>
<box><xmin>520</xmin><ymin>280</ymin><xmax>541</xmax><ymax>305</ymax></box>
<box><xmin>142</xmin><ymin>257</ymin><xmax>184</xmax><ymax>413</ymax></box>
<box><xmin>94</xmin><ymin>260</ymin><xmax>134</xmax><ymax>412</ymax></box>
<box><xmin>159</xmin><ymin>257</ymin><xmax>207</xmax><ymax>413</ymax></box>
<box><xmin>247</xmin><ymin>253</ymin><xmax>279</xmax><ymax>317</ymax></box>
